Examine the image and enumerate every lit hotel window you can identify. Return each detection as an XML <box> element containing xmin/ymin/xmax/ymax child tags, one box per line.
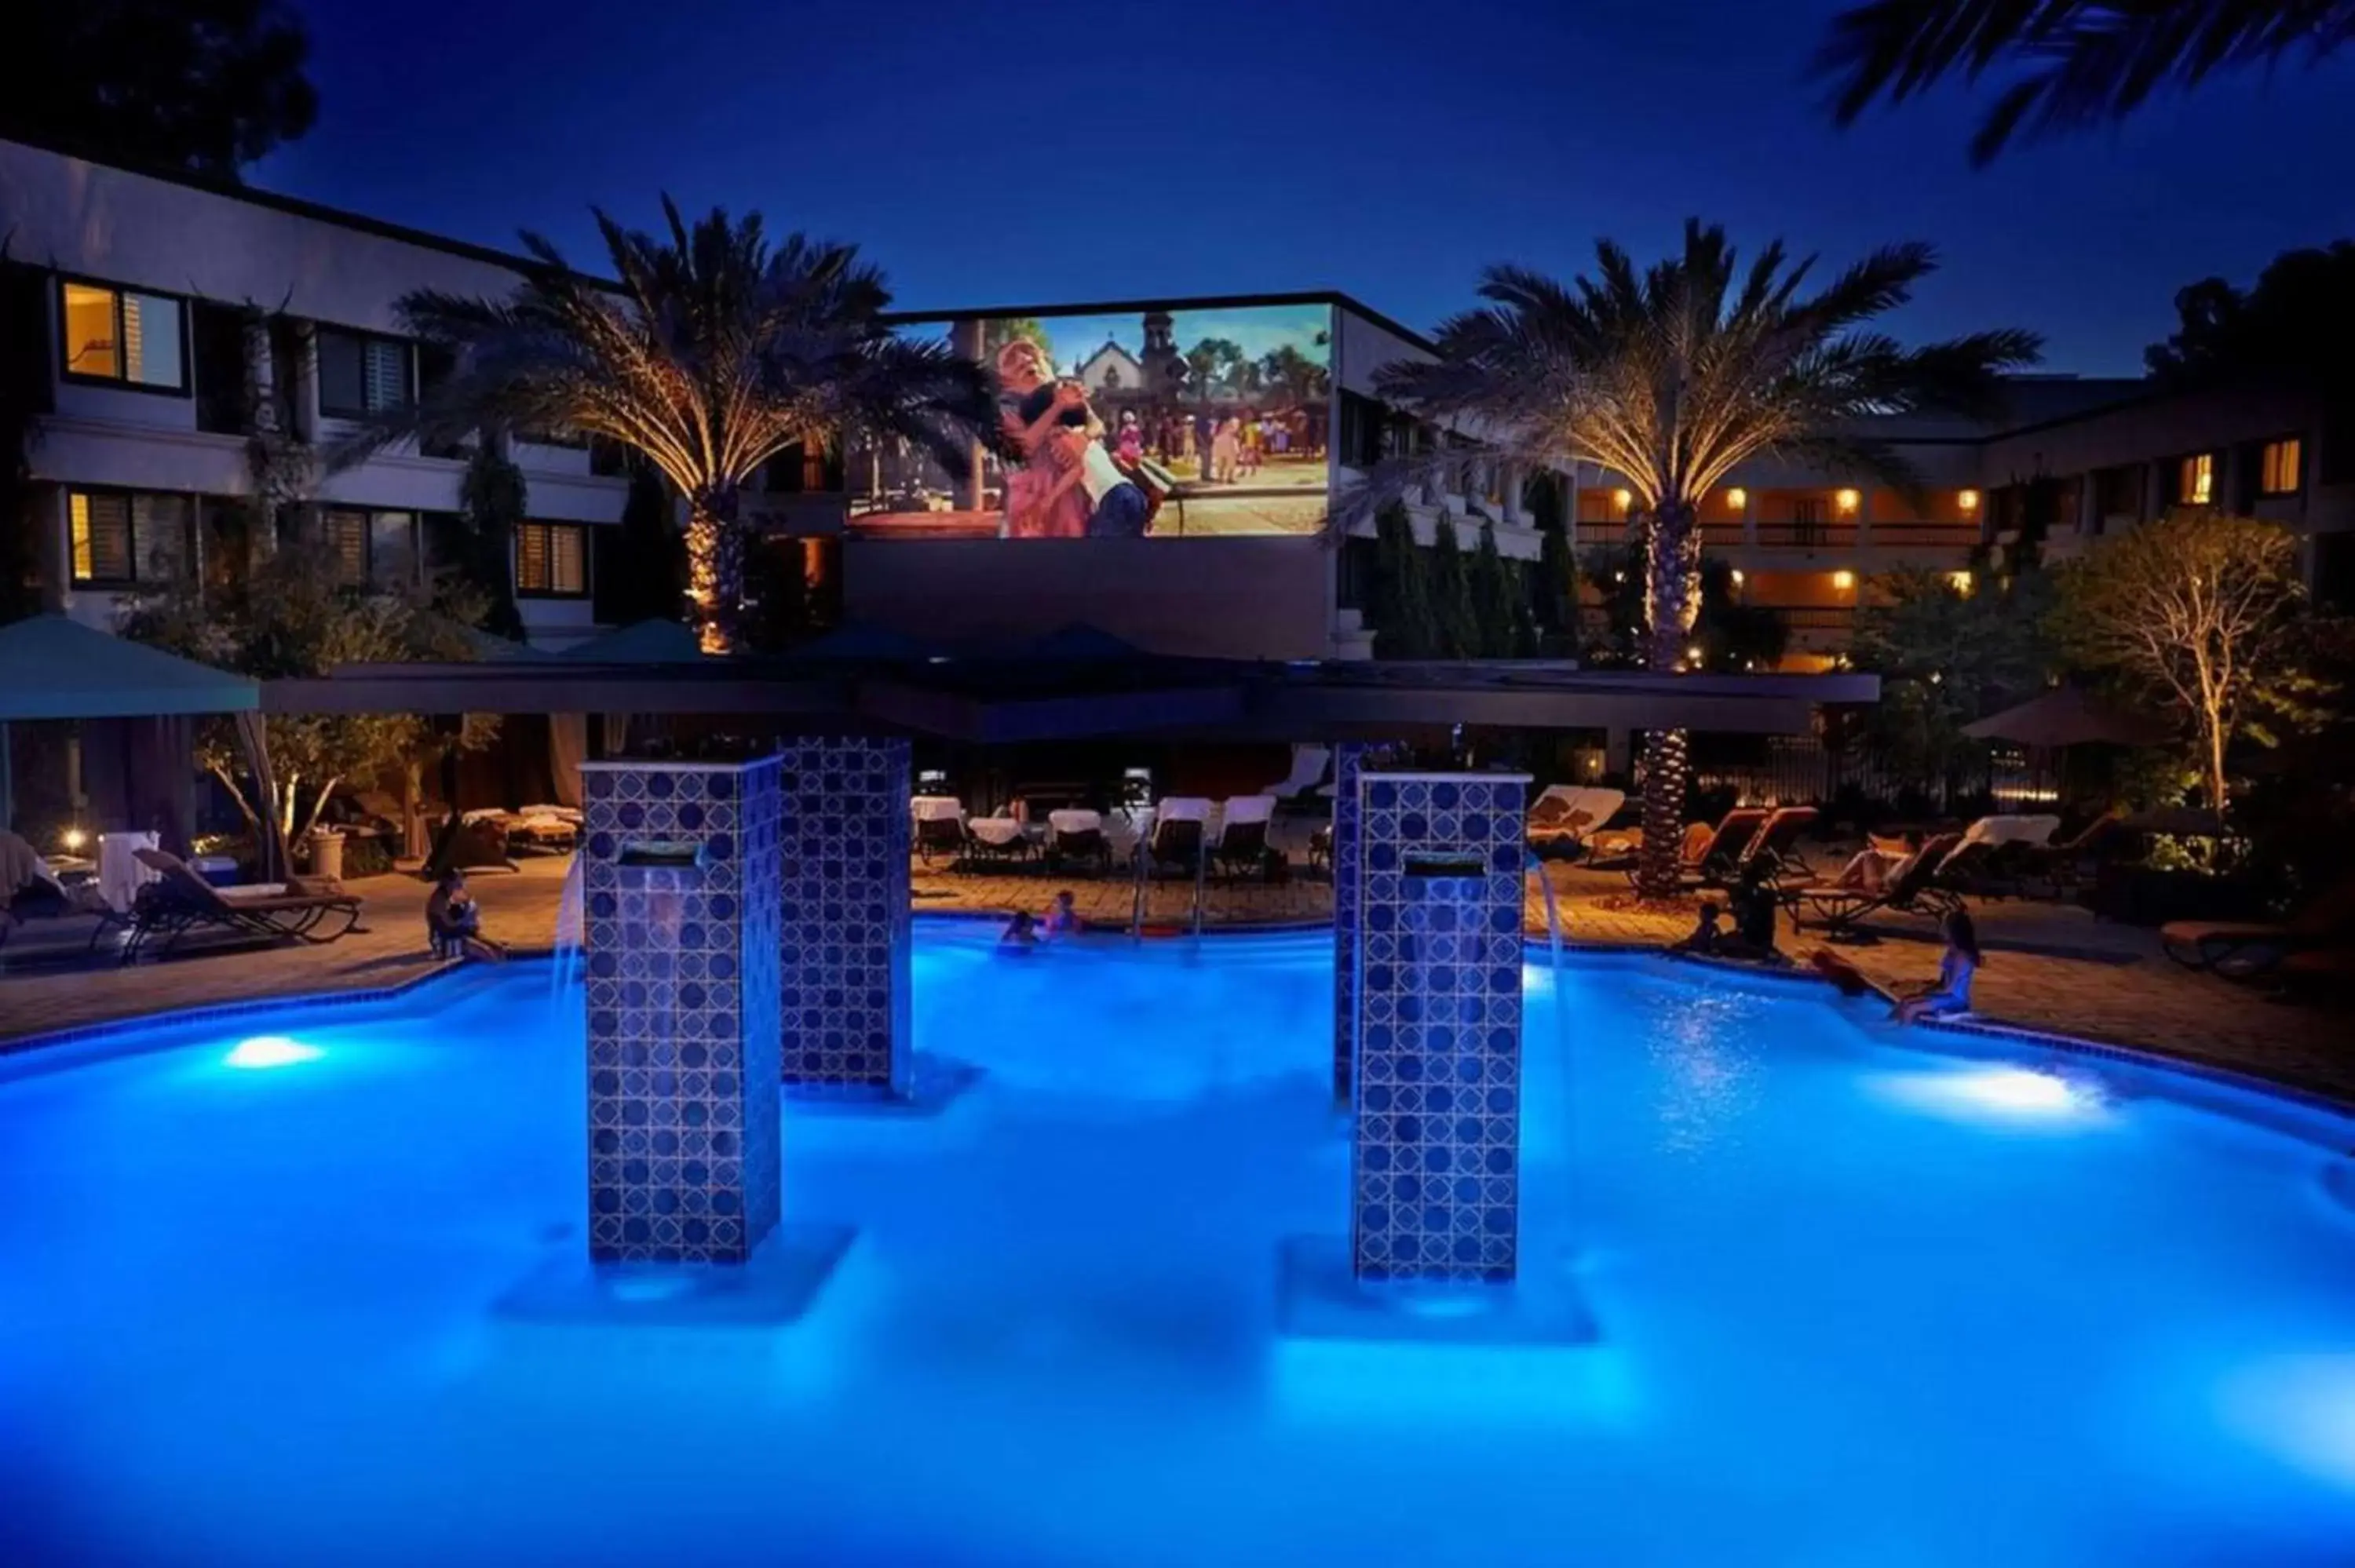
<box><xmin>2179</xmin><ymin>453</ymin><xmax>2214</xmax><ymax>506</ymax></box>
<box><xmin>517</xmin><ymin>523</ymin><xmax>588</xmax><ymax>596</ymax></box>
<box><xmin>2260</xmin><ymin>438</ymin><xmax>2302</xmax><ymax>496</ymax></box>
<box><xmin>60</xmin><ymin>281</ymin><xmax>185</xmax><ymax>390</ymax></box>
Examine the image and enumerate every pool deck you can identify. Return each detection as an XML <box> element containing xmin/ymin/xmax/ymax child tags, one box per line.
<box><xmin>2</xmin><ymin>851</ymin><xmax>2346</xmax><ymax>1103</ymax></box>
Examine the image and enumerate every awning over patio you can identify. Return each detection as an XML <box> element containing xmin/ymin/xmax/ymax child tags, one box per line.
<box><xmin>0</xmin><ymin>614</ymin><xmax>259</xmax><ymax>720</ymax></box>
<box><xmin>266</xmin><ymin>634</ymin><xmax>1881</xmax><ymax>745</ymax></box>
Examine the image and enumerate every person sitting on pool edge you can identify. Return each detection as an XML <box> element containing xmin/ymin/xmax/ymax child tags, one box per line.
<box><xmin>1669</xmin><ymin>900</ymin><xmax>1724</xmax><ymax>956</ymax></box>
<box><xmin>1041</xmin><ymin>889</ymin><xmax>1079</xmax><ymax>940</ymax></box>
<box><xmin>999</xmin><ymin>910</ymin><xmax>1039</xmax><ymax>950</ymax></box>
<box><xmin>1893</xmin><ymin>908</ymin><xmax>1981</xmax><ymax>1024</ymax></box>
<box><xmin>425</xmin><ymin>869</ymin><xmax>506</xmax><ymax>964</ymax></box>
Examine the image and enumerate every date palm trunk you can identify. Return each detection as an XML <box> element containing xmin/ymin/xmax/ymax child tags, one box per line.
<box><xmin>685</xmin><ymin>485</ymin><xmax>745</xmax><ymax>656</ymax></box>
<box><xmin>1634</xmin><ymin>499</ymin><xmax>1703</xmax><ymax>901</ymax></box>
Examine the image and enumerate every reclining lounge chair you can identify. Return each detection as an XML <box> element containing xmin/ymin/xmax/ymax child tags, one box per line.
<box><xmin>122</xmin><ymin>848</ymin><xmax>365</xmax><ymax>962</ymax></box>
<box><xmin>1589</xmin><ymin>807</ymin><xmax>1771</xmax><ymax>890</ymax></box>
<box><xmin>2161</xmin><ymin>876</ymin><xmax>2355</xmax><ymax>982</ymax></box>
<box><xmin>1785</xmin><ymin>833</ymin><xmax>1966</xmax><ymax>939</ymax></box>
<box><xmin>1209</xmin><ymin>795</ymin><xmax>1278</xmax><ymax>881</ymax></box>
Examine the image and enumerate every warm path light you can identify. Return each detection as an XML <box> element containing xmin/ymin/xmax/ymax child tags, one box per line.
<box><xmin>1835</xmin><ymin>488</ymin><xmax>1860</xmax><ymax>512</ymax></box>
<box><xmin>1725</xmin><ymin>487</ymin><xmax>1747</xmax><ymax>509</ymax></box>
<box><xmin>1948</xmin><ymin>570</ymin><xmax>1974</xmax><ymax>595</ymax></box>
<box><xmin>1832</xmin><ymin>570</ymin><xmax>1856</xmax><ymax>591</ymax></box>
<box><xmin>1959</xmin><ymin>489</ymin><xmax>1981</xmax><ymax>512</ymax></box>
<box><xmin>1612</xmin><ymin>487</ymin><xmax>1633</xmax><ymax>512</ymax></box>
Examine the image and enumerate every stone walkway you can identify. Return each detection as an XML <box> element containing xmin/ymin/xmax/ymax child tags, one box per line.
<box><xmin>3</xmin><ymin>850</ymin><xmax>2346</xmax><ymax>1103</ymax></box>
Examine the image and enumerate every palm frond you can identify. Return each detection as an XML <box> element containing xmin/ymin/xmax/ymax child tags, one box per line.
<box><xmin>1818</xmin><ymin>0</ymin><xmax>2355</xmax><ymax>162</ymax></box>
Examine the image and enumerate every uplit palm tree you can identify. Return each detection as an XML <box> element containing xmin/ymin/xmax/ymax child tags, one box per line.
<box><xmin>1820</xmin><ymin>1</ymin><xmax>2353</xmax><ymax>163</ymax></box>
<box><xmin>362</xmin><ymin>199</ymin><xmax>997</xmax><ymax>653</ymax></box>
<box><xmin>1375</xmin><ymin>221</ymin><xmax>2039</xmax><ymax>899</ymax></box>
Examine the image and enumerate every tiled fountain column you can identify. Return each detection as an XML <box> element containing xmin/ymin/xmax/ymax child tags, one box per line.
<box><xmin>778</xmin><ymin>738</ymin><xmax>913</xmax><ymax>1096</ymax></box>
<box><xmin>580</xmin><ymin>757</ymin><xmax>783</xmax><ymax>1265</ymax></box>
<box><xmin>1349</xmin><ymin>771</ymin><xmax>1531</xmax><ymax>1284</ymax></box>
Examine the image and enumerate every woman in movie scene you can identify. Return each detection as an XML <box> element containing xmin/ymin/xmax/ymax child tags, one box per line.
<box><xmin>993</xmin><ymin>339</ymin><xmax>1152</xmax><ymax>538</ymax></box>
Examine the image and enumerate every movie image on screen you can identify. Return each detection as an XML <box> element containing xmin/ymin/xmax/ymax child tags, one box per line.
<box><xmin>845</xmin><ymin>302</ymin><xmax>1331</xmax><ymax>540</ymax></box>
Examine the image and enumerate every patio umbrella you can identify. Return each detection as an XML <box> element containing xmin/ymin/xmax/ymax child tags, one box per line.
<box><xmin>1962</xmin><ymin>686</ymin><xmax>2173</xmax><ymax>749</ymax></box>
<box><xmin>0</xmin><ymin>616</ymin><xmax>267</xmax><ymax>861</ymax></box>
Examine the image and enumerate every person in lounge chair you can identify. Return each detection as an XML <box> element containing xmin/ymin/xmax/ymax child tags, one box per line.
<box><xmin>1042</xmin><ymin>890</ymin><xmax>1079</xmax><ymax>940</ymax></box>
<box><xmin>425</xmin><ymin>869</ymin><xmax>506</xmax><ymax>963</ymax></box>
<box><xmin>1893</xmin><ymin>909</ymin><xmax>1981</xmax><ymax>1024</ymax></box>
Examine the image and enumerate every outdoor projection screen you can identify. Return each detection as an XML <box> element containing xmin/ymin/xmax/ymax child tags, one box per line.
<box><xmin>845</xmin><ymin>302</ymin><xmax>1333</xmax><ymax>540</ymax></box>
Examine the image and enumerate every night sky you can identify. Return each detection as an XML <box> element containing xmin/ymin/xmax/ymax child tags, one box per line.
<box><xmin>269</xmin><ymin>0</ymin><xmax>2355</xmax><ymax>375</ymax></box>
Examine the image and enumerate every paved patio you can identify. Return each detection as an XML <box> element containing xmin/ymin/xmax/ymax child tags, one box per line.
<box><xmin>2</xmin><ymin>848</ymin><xmax>2345</xmax><ymax>1102</ymax></box>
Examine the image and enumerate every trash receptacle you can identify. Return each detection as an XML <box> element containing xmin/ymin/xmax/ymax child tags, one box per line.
<box><xmin>309</xmin><ymin>830</ymin><xmax>345</xmax><ymax>882</ymax></box>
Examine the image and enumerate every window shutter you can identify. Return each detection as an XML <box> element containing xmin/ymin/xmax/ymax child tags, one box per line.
<box><xmin>518</xmin><ymin>523</ymin><xmax>548</xmax><ymax>593</ymax></box>
<box><xmin>133</xmin><ymin>494</ymin><xmax>191</xmax><ymax>582</ymax></box>
<box><xmin>327</xmin><ymin>511</ymin><xmax>369</xmax><ymax>585</ymax></box>
<box><xmin>553</xmin><ymin>525</ymin><xmax>585</xmax><ymax>593</ymax></box>
<box><xmin>364</xmin><ymin>339</ymin><xmax>411</xmax><ymax>410</ymax></box>
<box><xmin>72</xmin><ymin>493</ymin><xmax>133</xmax><ymax>582</ymax></box>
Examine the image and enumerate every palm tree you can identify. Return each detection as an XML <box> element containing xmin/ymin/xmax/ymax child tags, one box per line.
<box><xmin>1819</xmin><ymin>1</ymin><xmax>2353</xmax><ymax>164</ymax></box>
<box><xmin>1373</xmin><ymin>221</ymin><xmax>2039</xmax><ymax>899</ymax></box>
<box><xmin>358</xmin><ymin>199</ymin><xmax>998</xmax><ymax>653</ymax></box>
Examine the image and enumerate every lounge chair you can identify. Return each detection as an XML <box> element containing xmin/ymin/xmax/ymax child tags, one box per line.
<box><xmin>122</xmin><ymin>848</ymin><xmax>364</xmax><ymax>962</ymax></box>
<box><xmin>424</xmin><ymin>814</ymin><xmax>518</xmax><ymax>877</ymax></box>
<box><xmin>2160</xmin><ymin>877</ymin><xmax>2355</xmax><ymax>981</ymax></box>
<box><xmin>1785</xmin><ymin>833</ymin><xmax>1966</xmax><ymax>939</ymax></box>
<box><xmin>963</xmin><ymin>814</ymin><xmax>1035</xmax><ymax>867</ymax></box>
<box><xmin>1145</xmin><ymin>797</ymin><xmax>1213</xmax><ymax>877</ymax></box>
<box><xmin>1045</xmin><ymin>809</ymin><xmax>1113</xmax><ymax>875</ymax></box>
<box><xmin>1528</xmin><ymin>786</ymin><xmax>1627</xmax><ymax>859</ymax></box>
<box><xmin>1266</xmin><ymin>745</ymin><xmax>1332</xmax><ymax>804</ymax></box>
<box><xmin>2017</xmin><ymin>814</ymin><xmax>2122</xmax><ymax>901</ymax></box>
<box><xmin>1590</xmin><ymin>807</ymin><xmax>1772</xmax><ymax>889</ymax></box>
<box><xmin>1209</xmin><ymin>795</ymin><xmax>1277</xmax><ymax>881</ymax></box>
<box><xmin>1717</xmin><ymin>805</ymin><xmax>1818</xmax><ymax>888</ymax></box>
<box><xmin>1930</xmin><ymin>814</ymin><xmax>2061</xmax><ymax>899</ymax></box>
<box><xmin>912</xmin><ymin>797</ymin><xmax>968</xmax><ymax>866</ymax></box>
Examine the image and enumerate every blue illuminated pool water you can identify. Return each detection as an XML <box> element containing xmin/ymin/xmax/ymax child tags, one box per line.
<box><xmin>3</xmin><ymin>930</ymin><xmax>2353</xmax><ymax>1566</ymax></box>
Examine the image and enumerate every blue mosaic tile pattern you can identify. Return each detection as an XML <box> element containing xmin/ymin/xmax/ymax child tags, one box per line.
<box><xmin>777</xmin><ymin>738</ymin><xmax>912</xmax><ymax>1095</ymax></box>
<box><xmin>580</xmin><ymin>757</ymin><xmax>783</xmax><ymax>1265</ymax></box>
<box><xmin>1349</xmin><ymin>771</ymin><xmax>1531</xmax><ymax>1285</ymax></box>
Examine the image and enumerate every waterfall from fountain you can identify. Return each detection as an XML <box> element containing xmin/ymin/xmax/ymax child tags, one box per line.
<box><xmin>551</xmin><ymin>852</ymin><xmax>586</xmax><ymax>1004</ymax></box>
<box><xmin>1527</xmin><ymin>851</ymin><xmax>1575</xmax><ymax>1260</ymax></box>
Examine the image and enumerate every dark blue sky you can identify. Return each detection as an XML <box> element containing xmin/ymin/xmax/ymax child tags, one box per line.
<box><xmin>269</xmin><ymin>0</ymin><xmax>2355</xmax><ymax>375</ymax></box>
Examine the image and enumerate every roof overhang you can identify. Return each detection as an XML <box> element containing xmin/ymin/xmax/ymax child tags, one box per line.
<box><xmin>265</xmin><ymin>656</ymin><xmax>1876</xmax><ymax>743</ymax></box>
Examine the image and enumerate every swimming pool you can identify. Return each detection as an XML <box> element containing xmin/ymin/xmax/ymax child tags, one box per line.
<box><xmin>2</xmin><ymin>928</ymin><xmax>2351</xmax><ymax>1566</ymax></box>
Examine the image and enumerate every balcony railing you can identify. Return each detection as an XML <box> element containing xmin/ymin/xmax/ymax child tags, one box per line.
<box><xmin>1758</xmin><ymin>605</ymin><xmax>1855</xmax><ymax>633</ymax></box>
<box><xmin>1865</xmin><ymin>520</ymin><xmax>1981</xmax><ymax>547</ymax></box>
<box><xmin>1753</xmin><ymin>523</ymin><xmax>1860</xmax><ymax>549</ymax></box>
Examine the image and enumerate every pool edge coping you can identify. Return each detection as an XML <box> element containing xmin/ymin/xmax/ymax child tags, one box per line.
<box><xmin>3</xmin><ymin>919</ymin><xmax>2349</xmax><ymax>1127</ymax></box>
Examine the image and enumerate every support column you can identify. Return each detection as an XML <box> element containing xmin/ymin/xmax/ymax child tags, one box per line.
<box><xmin>580</xmin><ymin>756</ymin><xmax>783</xmax><ymax>1265</ymax></box>
<box><xmin>778</xmin><ymin>736</ymin><xmax>913</xmax><ymax>1096</ymax></box>
<box><xmin>1349</xmin><ymin>771</ymin><xmax>1530</xmax><ymax>1284</ymax></box>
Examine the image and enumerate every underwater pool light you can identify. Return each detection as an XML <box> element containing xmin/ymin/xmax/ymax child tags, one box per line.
<box><xmin>1871</xmin><ymin>1063</ymin><xmax>2105</xmax><ymax>1125</ymax></box>
<box><xmin>225</xmin><ymin>1035</ymin><xmax>323</xmax><ymax>1070</ymax></box>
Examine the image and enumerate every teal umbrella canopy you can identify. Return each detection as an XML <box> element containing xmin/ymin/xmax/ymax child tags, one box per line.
<box><xmin>0</xmin><ymin>614</ymin><xmax>258</xmax><ymax>720</ymax></box>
